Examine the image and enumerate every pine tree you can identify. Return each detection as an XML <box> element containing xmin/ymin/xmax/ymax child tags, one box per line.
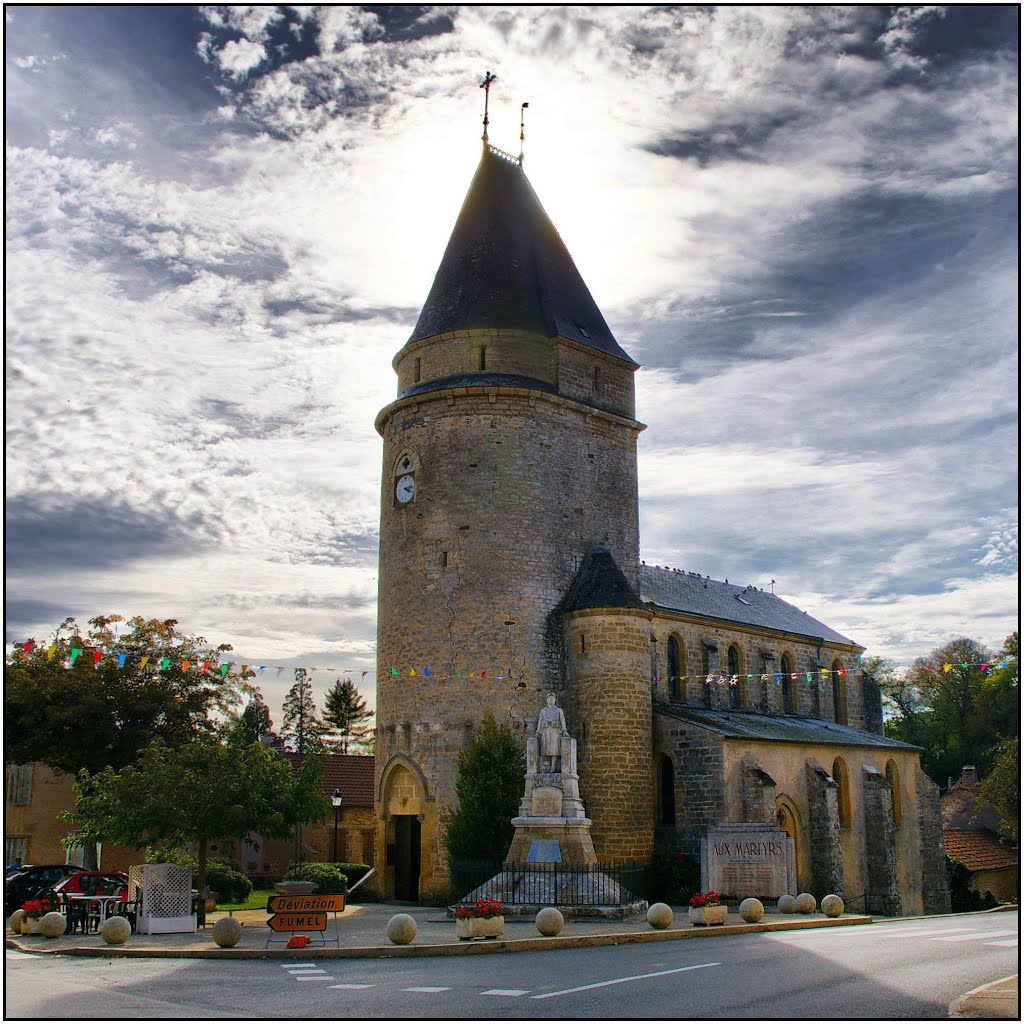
<box><xmin>280</xmin><ymin>670</ymin><xmax>327</xmax><ymax>753</ymax></box>
<box><xmin>443</xmin><ymin>710</ymin><xmax>525</xmax><ymax>868</ymax></box>
<box><xmin>228</xmin><ymin>690</ymin><xmax>274</xmax><ymax>746</ymax></box>
<box><xmin>323</xmin><ymin>677</ymin><xmax>374</xmax><ymax>754</ymax></box>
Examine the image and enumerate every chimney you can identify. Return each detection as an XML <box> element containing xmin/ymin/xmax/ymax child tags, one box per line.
<box><xmin>957</xmin><ymin>765</ymin><xmax>979</xmax><ymax>790</ymax></box>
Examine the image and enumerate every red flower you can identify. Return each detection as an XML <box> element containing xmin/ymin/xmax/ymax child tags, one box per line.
<box><xmin>455</xmin><ymin>898</ymin><xmax>503</xmax><ymax>919</ymax></box>
<box><xmin>689</xmin><ymin>891</ymin><xmax>722</xmax><ymax>908</ymax></box>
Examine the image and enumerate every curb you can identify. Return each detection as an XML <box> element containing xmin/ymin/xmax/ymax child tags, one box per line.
<box><xmin>5</xmin><ymin>913</ymin><xmax>873</xmax><ymax>960</ymax></box>
<box><xmin>949</xmin><ymin>974</ymin><xmax>1019</xmax><ymax>1020</ymax></box>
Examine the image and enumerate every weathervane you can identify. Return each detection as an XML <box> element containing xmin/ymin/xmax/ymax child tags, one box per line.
<box><xmin>518</xmin><ymin>101</ymin><xmax>529</xmax><ymax>163</ymax></box>
<box><xmin>479</xmin><ymin>71</ymin><xmax>497</xmax><ymax>145</ymax></box>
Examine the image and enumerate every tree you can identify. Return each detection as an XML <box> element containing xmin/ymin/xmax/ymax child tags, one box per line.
<box><xmin>979</xmin><ymin>736</ymin><xmax>1019</xmax><ymax>842</ymax></box>
<box><xmin>444</xmin><ymin>710</ymin><xmax>525</xmax><ymax>868</ymax></box>
<box><xmin>227</xmin><ymin>691</ymin><xmax>274</xmax><ymax>747</ymax></box>
<box><xmin>67</xmin><ymin>737</ymin><xmax>328</xmax><ymax>894</ymax></box>
<box><xmin>4</xmin><ymin>615</ymin><xmax>252</xmax><ymax>774</ymax></box>
<box><xmin>884</xmin><ymin>634</ymin><xmax>1019</xmax><ymax>787</ymax></box>
<box><xmin>323</xmin><ymin>678</ymin><xmax>374</xmax><ymax>753</ymax></box>
<box><xmin>4</xmin><ymin>614</ymin><xmax>252</xmax><ymax>868</ymax></box>
<box><xmin>280</xmin><ymin>669</ymin><xmax>328</xmax><ymax>753</ymax></box>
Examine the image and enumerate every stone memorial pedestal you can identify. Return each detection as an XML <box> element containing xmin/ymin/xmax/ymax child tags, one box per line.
<box><xmin>700</xmin><ymin>823</ymin><xmax>795</xmax><ymax>901</ymax></box>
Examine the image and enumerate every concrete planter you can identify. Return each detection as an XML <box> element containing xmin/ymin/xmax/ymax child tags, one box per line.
<box><xmin>21</xmin><ymin>917</ymin><xmax>43</xmax><ymax>935</ymax></box>
<box><xmin>689</xmin><ymin>904</ymin><xmax>728</xmax><ymax>926</ymax></box>
<box><xmin>456</xmin><ymin>915</ymin><xmax>504</xmax><ymax>940</ymax></box>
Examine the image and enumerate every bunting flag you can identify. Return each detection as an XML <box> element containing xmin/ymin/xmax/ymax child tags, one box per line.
<box><xmin>159</xmin><ymin>657</ymin><xmax>171</xmax><ymax>671</ymax></box>
<box><xmin>46</xmin><ymin>646</ymin><xmax>56</xmax><ymax>660</ymax></box>
<box><xmin>221</xmin><ymin>663</ymin><xmax>229</xmax><ymax>676</ymax></box>
<box><xmin>423</xmin><ymin>667</ymin><xmax>431</xmax><ymax>677</ymax></box>
<box><xmin>140</xmin><ymin>656</ymin><xmax>150</xmax><ymax>670</ymax></box>
<box><xmin>23</xmin><ymin>641</ymin><xmax>35</xmax><ymax>655</ymax></box>
<box><xmin>69</xmin><ymin>648</ymin><xmax>82</xmax><ymax>665</ymax></box>
<box><xmin>182</xmin><ymin>660</ymin><xmax>191</xmax><ymax>673</ymax></box>
<box><xmin>118</xmin><ymin>654</ymin><xmax>127</xmax><ymax>669</ymax></box>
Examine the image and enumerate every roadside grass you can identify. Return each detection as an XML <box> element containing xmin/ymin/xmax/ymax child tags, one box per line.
<box><xmin>218</xmin><ymin>888</ymin><xmax>275</xmax><ymax>912</ymax></box>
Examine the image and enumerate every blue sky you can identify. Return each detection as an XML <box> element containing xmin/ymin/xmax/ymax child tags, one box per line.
<box><xmin>5</xmin><ymin>6</ymin><xmax>1018</xmax><ymax>723</ymax></box>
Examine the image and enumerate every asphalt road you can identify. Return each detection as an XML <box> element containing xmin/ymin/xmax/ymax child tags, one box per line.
<box><xmin>5</xmin><ymin>911</ymin><xmax>1018</xmax><ymax>1019</ymax></box>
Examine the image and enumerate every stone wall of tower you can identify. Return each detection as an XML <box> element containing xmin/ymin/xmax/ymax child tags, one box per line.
<box><xmin>375</xmin><ymin>382</ymin><xmax>641</xmax><ymax>899</ymax></box>
<box><xmin>565</xmin><ymin>608</ymin><xmax>654</xmax><ymax>862</ymax></box>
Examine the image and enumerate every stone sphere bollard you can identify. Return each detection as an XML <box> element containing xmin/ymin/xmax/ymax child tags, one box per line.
<box><xmin>821</xmin><ymin>894</ymin><xmax>844</xmax><ymax>918</ymax></box>
<box><xmin>100</xmin><ymin>916</ymin><xmax>132</xmax><ymax>945</ymax></box>
<box><xmin>795</xmin><ymin>892</ymin><xmax>817</xmax><ymax>914</ymax></box>
<box><xmin>8</xmin><ymin>909</ymin><xmax>26</xmax><ymax>933</ymax></box>
<box><xmin>536</xmin><ymin>907</ymin><xmax>564</xmax><ymax>936</ymax></box>
<box><xmin>536</xmin><ymin>909</ymin><xmax>569</xmax><ymax>937</ymax></box>
<box><xmin>777</xmin><ymin>894</ymin><xmax>797</xmax><ymax>914</ymax></box>
<box><xmin>212</xmin><ymin>916</ymin><xmax>243</xmax><ymax>947</ymax></box>
<box><xmin>739</xmin><ymin>898</ymin><xmax>764</xmax><ymax>923</ymax></box>
<box><xmin>387</xmin><ymin>913</ymin><xmax>417</xmax><ymax>945</ymax></box>
<box><xmin>646</xmin><ymin>903</ymin><xmax>673</xmax><ymax>929</ymax></box>
<box><xmin>39</xmin><ymin>911</ymin><xmax>68</xmax><ymax>938</ymax></box>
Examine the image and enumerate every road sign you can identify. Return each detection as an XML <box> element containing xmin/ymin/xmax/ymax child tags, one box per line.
<box><xmin>267</xmin><ymin>894</ymin><xmax>346</xmax><ymax>914</ymax></box>
<box><xmin>267</xmin><ymin>912</ymin><xmax>328</xmax><ymax>932</ymax></box>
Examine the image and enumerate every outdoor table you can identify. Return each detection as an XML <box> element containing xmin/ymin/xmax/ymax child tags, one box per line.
<box><xmin>65</xmin><ymin>893</ymin><xmax>126</xmax><ymax>930</ymax></box>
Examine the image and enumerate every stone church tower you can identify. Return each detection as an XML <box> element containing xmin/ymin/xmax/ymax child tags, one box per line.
<box><xmin>374</xmin><ymin>140</ymin><xmax>648</xmax><ymax>900</ymax></box>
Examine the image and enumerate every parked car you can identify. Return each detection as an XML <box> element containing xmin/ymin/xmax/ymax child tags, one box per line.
<box><xmin>52</xmin><ymin>871</ymin><xmax>129</xmax><ymax>901</ymax></box>
<box><xmin>4</xmin><ymin>864</ymin><xmax>80</xmax><ymax>915</ymax></box>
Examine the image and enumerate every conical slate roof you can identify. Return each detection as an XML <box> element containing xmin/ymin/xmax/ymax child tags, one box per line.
<box><xmin>406</xmin><ymin>147</ymin><xmax>635</xmax><ymax>365</ymax></box>
<box><xmin>564</xmin><ymin>545</ymin><xmax>644</xmax><ymax>612</ymax></box>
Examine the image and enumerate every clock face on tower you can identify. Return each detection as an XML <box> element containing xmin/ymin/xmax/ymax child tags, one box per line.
<box><xmin>395</xmin><ymin>474</ymin><xmax>416</xmax><ymax>504</ymax></box>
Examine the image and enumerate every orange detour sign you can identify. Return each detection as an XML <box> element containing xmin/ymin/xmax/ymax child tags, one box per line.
<box><xmin>268</xmin><ymin>912</ymin><xmax>328</xmax><ymax>932</ymax></box>
<box><xmin>267</xmin><ymin>894</ymin><xmax>346</xmax><ymax>915</ymax></box>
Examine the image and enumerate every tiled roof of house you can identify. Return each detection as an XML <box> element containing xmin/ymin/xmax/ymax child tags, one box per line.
<box><xmin>638</xmin><ymin>564</ymin><xmax>861</xmax><ymax>648</ymax></box>
<box><xmin>943</xmin><ymin>829</ymin><xmax>1019</xmax><ymax>872</ymax></box>
<box><xmin>280</xmin><ymin>752</ymin><xmax>375</xmax><ymax>808</ymax></box>
<box><xmin>656</xmin><ymin>704</ymin><xmax>918</xmax><ymax>751</ymax></box>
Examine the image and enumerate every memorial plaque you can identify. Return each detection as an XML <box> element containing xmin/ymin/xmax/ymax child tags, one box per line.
<box><xmin>526</xmin><ymin>839</ymin><xmax>562</xmax><ymax>864</ymax></box>
<box><xmin>700</xmin><ymin>823</ymin><xmax>795</xmax><ymax>899</ymax></box>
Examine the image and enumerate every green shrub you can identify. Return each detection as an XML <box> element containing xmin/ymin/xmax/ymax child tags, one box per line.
<box><xmin>333</xmin><ymin>863</ymin><xmax>372</xmax><ymax>889</ymax></box>
<box><xmin>284</xmin><ymin>862</ymin><xmax>349</xmax><ymax>895</ymax></box>
<box><xmin>649</xmin><ymin>853</ymin><xmax>702</xmax><ymax>906</ymax></box>
<box><xmin>205</xmin><ymin>862</ymin><xmax>253</xmax><ymax>903</ymax></box>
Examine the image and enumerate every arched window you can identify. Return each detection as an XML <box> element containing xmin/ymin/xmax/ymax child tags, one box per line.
<box><xmin>667</xmin><ymin>635</ymin><xmax>681</xmax><ymax>701</ymax></box>
<box><xmin>831</xmin><ymin>659</ymin><xmax>848</xmax><ymax>725</ymax></box>
<box><xmin>727</xmin><ymin>644</ymin><xmax>746</xmax><ymax>708</ymax></box>
<box><xmin>832</xmin><ymin>757</ymin><xmax>851</xmax><ymax>827</ymax></box>
<box><xmin>657</xmin><ymin>754</ymin><xmax>676</xmax><ymax>825</ymax></box>
<box><xmin>886</xmin><ymin>760</ymin><xmax>902</xmax><ymax>825</ymax></box>
<box><xmin>780</xmin><ymin>653</ymin><xmax>795</xmax><ymax>713</ymax></box>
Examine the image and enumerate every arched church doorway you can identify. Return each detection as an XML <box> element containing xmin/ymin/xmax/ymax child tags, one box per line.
<box><xmin>393</xmin><ymin>815</ymin><xmax>421</xmax><ymax>901</ymax></box>
<box><xmin>379</xmin><ymin>757</ymin><xmax>428</xmax><ymax>902</ymax></box>
<box><xmin>776</xmin><ymin>796</ymin><xmax>800</xmax><ymax>887</ymax></box>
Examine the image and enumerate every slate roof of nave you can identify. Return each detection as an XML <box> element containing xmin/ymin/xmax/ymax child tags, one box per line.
<box><xmin>405</xmin><ymin>147</ymin><xmax>636</xmax><ymax>365</ymax></box>
<box><xmin>656</xmin><ymin>704</ymin><xmax>918</xmax><ymax>751</ymax></box>
<box><xmin>638</xmin><ymin>564</ymin><xmax>861</xmax><ymax>649</ymax></box>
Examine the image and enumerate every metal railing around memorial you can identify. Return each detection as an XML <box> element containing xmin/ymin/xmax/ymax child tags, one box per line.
<box><xmin>449</xmin><ymin>860</ymin><xmax>648</xmax><ymax>907</ymax></box>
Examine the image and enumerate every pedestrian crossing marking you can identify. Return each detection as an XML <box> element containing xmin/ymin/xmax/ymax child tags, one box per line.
<box><xmin>284</xmin><ymin>963</ymin><xmax>317</xmax><ymax>968</ymax></box>
<box><xmin>482</xmin><ymin>989</ymin><xmax>531</xmax><ymax>997</ymax></box>
<box><xmin>288</xmin><ymin>968</ymin><xmax>329</xmax><ymax>974</ymax></box>
<box><xmin>933</xmin><ymin>930</ymin><xmax>1018</xmax><ymax>943</ymax></box>
<box><xmin>404</xmin><ymin>986</ymin><xmax>452</xmax><ymax>993</ymax></box>
<box><xmin>329</xmin><ymin>983</ymin><xmax>376</xmax><ymax>990</ymax></box>
<box><xmin>984</xmin><ymin>939</ymin><xmax>1018</xmax><ymax>948</ymax></box>
<box><xmin>295</xmin><ymin>975</ymin><xmax>336</xmax><ymax>982</ymax></box>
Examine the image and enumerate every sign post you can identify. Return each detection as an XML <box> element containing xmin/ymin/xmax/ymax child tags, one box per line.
<box><xmin>265</xmin><ymin>893</ymin><xmax>346</xmax><ymax>947</ymax></box>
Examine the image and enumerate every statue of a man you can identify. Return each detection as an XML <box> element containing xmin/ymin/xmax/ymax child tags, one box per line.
<box><xmin>536</xmin><ymin>693</ymin><xmax>568</xmax><ymax>772</ymax></box>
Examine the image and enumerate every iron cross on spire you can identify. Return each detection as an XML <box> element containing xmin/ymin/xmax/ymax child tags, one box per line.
<box><xmin>479</xmin><ymin>70</ymin><xmax>496</xmax><ymax>145</ymax></box>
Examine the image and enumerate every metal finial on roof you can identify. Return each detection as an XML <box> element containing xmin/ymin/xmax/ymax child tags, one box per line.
<box><xmin>519</xmin><ymin>101</ymin><xmax>529</xmax><ymax>164</ymax></box>
<box><xmin>479</xmin><ymin>71</ymin><xmax>497</xmax><ymax>145</ymax></box>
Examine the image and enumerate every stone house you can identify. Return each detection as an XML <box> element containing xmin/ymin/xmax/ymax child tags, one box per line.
<box><xmin>372</xmin><ymin>134</ymin><xmax>949</xmax><ymax>915</ymax></box>
<box><xmin>941</xmin><ymin>765</ymin><xmax>1019</xmax><ymax>902</ymax></box>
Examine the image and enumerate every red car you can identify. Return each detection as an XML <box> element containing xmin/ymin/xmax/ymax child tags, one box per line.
<box><xmin>52</xmin><ymin>871</ymin><xmax>129</xmax><ymax>901</ymax></box>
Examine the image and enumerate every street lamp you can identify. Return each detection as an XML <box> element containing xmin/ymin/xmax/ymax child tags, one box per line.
<box><xmin>331</xmin><ymin>789</ymin><xmax>343</xmax><ymax>863</ymax></box>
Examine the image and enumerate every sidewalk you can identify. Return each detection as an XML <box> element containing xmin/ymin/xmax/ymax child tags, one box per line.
<box><xmin>949</xmin><ymin>975</ymin><xmax>1019</xmax><ymax>1020</ymax></box>
<box><xmin>7</xmin><ymin>901</ymin><xmax>874</xmax><ymax>959</ymax></box>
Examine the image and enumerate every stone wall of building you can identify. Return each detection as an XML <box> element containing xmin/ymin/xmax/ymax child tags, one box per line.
<box><xmin>653</xmin><ymin>717</ymin><xmax>726</xmax><ymax>860</ymax></box>
<box><xmin>862</xmin><ymin>765</ymin><xmax>903</xmax><ymax>916</ymax></box>
<box><xmin>567</xmin><ymin>607</ymin><xmax>654</xmax><ymax>862</ymax></box>
<box><xmin>917</xmin><ymin>766</ymin><xmax>952</xmax><ymax>914</ymax></box>
<box><xmin>375</xmin><ymin>376</ymin><xmax>642</xmax><ymax>899</ymax></box>
<box><xmin>805</xmin><ymin>760</ymin><xmax>844</xmax><ymax>897</ymax></box>
<box><xmin>650</xmin><ymin>615</ymin><xmax>864</xmax><ymax>725</ymax></box>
